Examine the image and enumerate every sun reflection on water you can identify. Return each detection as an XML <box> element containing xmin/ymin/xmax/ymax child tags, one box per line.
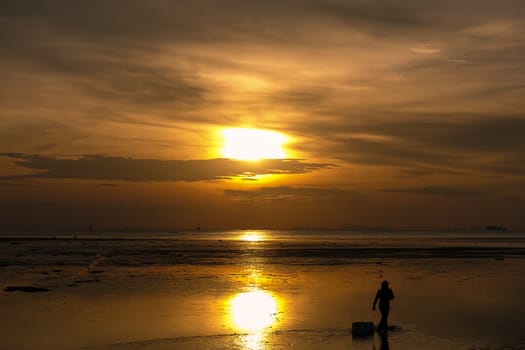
<box><xmin>240</xmin><ymin>231</ymin><xmax>264</xmax><ymax>242</ymax></box>
<box><xmin>231</xmin><ymin>290</ymin><xmax>277</xmax><ymax>331</ymax></box>
<box><xmin>229</xmin><ymin>289</ymin><xmax>279</xmax><ymax>350</ymax></box>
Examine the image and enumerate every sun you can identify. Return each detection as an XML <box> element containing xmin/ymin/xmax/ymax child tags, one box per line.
<box><xmin>221</xmin><ymin>128</ymin><xmax>287</xmax><ymax>161</ymax></box>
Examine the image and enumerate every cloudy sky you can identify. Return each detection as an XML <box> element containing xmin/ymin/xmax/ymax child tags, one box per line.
<box><xmin>1</xmin><ymin>0</ymin><xmax>525</xmax><ymax>230</ymax></box>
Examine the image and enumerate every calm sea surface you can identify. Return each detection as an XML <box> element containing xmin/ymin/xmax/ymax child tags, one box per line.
<box><xmin>2</xmin><ymin>229</ymin><xmax>525</xmax><ymax>266</ymax></box>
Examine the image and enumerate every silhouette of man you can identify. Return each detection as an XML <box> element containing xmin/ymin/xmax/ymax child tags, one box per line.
<box><xmin>372</xmin><ymin>280</ymin><xmax>395</xmax><ymax>332</ymax></box>
<box><xmin>380</xmin><ymin>332</ymin><xmax>390</xmax><ymax>350</ymax></box>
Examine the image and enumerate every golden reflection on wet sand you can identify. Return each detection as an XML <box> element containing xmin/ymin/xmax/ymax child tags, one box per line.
<box><xmin>3</xmin><ymin>231</ymin><xmax>525</xmax><ymax>350</ymax></box>
<box><xmin>231</xmin><ymin>290</ymin><xmax>278</xmax><ymax>331</ymax></box>
<box><xmin>228</xmin><ymin>289</ymin><xmax>279</xmax><ymax>350</ymax></box>
<box><xmin>229</xmin><ymin>234</ymin><xmax>279</xmax><ymax>350</ymax></box>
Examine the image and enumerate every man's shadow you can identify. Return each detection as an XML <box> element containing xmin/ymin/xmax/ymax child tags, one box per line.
<box><xmin>379</xmin><ymin>332</ymin><xmax>389</xmax><ymax>350</ymax></box>
<box><xmin>372</xmin><ymin>332</ymin><xmax>390</xmax><ymax>350</ymax></box>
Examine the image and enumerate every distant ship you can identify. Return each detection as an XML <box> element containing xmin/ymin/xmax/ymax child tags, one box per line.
<box><xmin>485</xmin><ymin>225</ymin><xmax>507</xmax><ymax>232</ymax></box>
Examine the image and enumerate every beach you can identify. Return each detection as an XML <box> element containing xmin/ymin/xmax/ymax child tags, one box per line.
<box><xmin>1</xmin><ymin>230</ymin><xmax>525</xmax><ymax>350</ymax></box>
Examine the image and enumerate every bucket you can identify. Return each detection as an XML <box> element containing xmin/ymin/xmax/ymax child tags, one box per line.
<box><xmin>351</xmin><ymin>321</ymin><xmax>375</xmax><ymax>336</ymax></box>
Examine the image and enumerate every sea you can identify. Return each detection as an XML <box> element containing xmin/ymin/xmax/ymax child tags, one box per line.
<box><xmin>1</xmin><ymin>229</ymin><xmax>525</xmax><ymax>350</ymax></box>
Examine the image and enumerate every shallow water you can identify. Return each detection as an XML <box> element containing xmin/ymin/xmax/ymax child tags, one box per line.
<box><xmin>1</xmin><ymin>230</ymin><xmax>525</xmax><ymax>350</ymax></box>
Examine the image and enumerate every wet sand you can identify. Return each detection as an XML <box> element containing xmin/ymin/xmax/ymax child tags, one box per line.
<box><xmin>1</xmin><ymin>231</ymin><xmax>525</xmax><ymax>350</ymax></box>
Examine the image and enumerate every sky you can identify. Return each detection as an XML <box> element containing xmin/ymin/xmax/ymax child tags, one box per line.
<box><xmin>1</xmin><ymin>0</ymin><xmax>525</xmax><ymax>230</ymax></box>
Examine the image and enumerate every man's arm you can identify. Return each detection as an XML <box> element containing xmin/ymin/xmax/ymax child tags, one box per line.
<box><xmin>372</xmin><ymin>290</ymin><xmax>380</xmax><ymax>310</ymax></box>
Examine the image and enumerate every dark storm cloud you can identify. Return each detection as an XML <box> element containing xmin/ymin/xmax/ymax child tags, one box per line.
<box><xmin>0</xmin><ymin>181</ymin><xmax>27</xmax><ymax>187</ymax></box>
<box><xmin>350</xmin><ymin>117</ymin><xmax>525</xmax><ymax>155</ymax></box>
<box><xmin>3</xmin><ymin>0</ymin><xmax>522</xmax><ymax>41</ymax></box>
<box><xmin>98</xmin><ymin>183</ymin><xmax>119</xmax><ymax>187</ymax></box>
<box><xmin>1</xmin><ymin>0</ymin><xmax>524</xmax><ymax>113</ymax></box>
<box><xmin>0</xmin><ymin>154</ymin><xmax>331</xmax><ymax>182</ymax></box>
<box><xmin>316</xmin><ymin>0</ymin><xmax>525</xmax><ymax>36</ymax></box>
<box><xmin>0</xmin><ymin>1</ymin><xmax>220</xmax><ymax>124</ymax></box>
<box><xmin>224</xmin><ymin>186</ymin><xmax>357</xmax><ymax>199</ymax></box>
<box><xmin>0</xmin><ymin>35</ymin><xmax>206</xmax><ymax>110</ymax></box>
<box><xmin>2</xmin><ymin>1</ymin><xmax>519</xmax><ymax>73</ymax></box>
<box><xmin>0</xmin><ymin>180</ymin><xmax>38</xmax><ymax>188</ymax></box>
<box><xmin>0</xmin><ymin>0</ymin><xmax>324</xmax><ymax>70</ymax></box>
<box><xmin>292</xmin><ymin>116</ymin><xmax>525</xmax><ymax>175</ymax></box>
<box><xmin>380</xmin><ymin>186</ymin><xmax>491</xmax><ymax>197</ymax></box>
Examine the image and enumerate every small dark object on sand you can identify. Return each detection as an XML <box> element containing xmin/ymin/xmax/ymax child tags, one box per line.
<box><xmin>4</xmin><ymin>286</ymin><xmax>50</xmax><ymax>293</ymax></box>
<box><xmin>74</xmin><ymin>279</ymin><xmax>99</xmax><ymax>284</ymax></box>
<box><xmin>352</xmin><ymin>321</ymin><xmax>375</xmax><ymax>336</ymax></box>
<box><xmin>485</xmin><ymin>225</ymin><xmax>507</xmax><ymax>232</ymax></box>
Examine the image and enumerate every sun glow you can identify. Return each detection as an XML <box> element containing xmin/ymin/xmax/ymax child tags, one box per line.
<box><xmin>241</xmin><ymin>232</ymin><xmax>264</xmax><ymax>242</ymax></box>
<box><xmin>221</xmin><ymin>128</ymin><xmax>287</xmax><ymax>161</ymax></box>
<box><xmin>230</xmin><ymin>290</ymin><xmax>278</xmax><ymax>332</ymax></box>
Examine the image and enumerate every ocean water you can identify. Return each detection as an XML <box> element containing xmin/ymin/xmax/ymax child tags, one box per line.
<box><xmin>2</xmin><ymin>229</ymin><xmax>525</xmax><ymax>266</ymax></box>
<box><xmin>1</xmin><ymin>230</ymin><xmax>525</xmax><ymax>350</ymax></box>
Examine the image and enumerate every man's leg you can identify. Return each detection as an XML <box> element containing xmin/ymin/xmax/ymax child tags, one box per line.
<box><xmin>378</xmin><ymin>308</ymin><xmax>389</xmax><ymax>331</ymax></box>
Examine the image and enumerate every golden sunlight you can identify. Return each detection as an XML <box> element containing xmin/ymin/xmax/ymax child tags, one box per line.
<box><xmin>230</xmin><ymin>290</ymin><xmax>278</xmax><ymax>332</ymax></box>
<box><xmin>221</xmin><ymin>128</ymin><xmax>287</xmax><ymax>161</ymax></box>
<box><xmin>240</xmin><ymin>231</ymin><xmax>264</xmax><ymax>242</ymax></box>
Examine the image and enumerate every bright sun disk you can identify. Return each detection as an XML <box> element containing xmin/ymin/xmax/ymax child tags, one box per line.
<box><xmin>221</xmin><ymin>128</ymin><xmax>287</xmax><ymax>161</ymax></box>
